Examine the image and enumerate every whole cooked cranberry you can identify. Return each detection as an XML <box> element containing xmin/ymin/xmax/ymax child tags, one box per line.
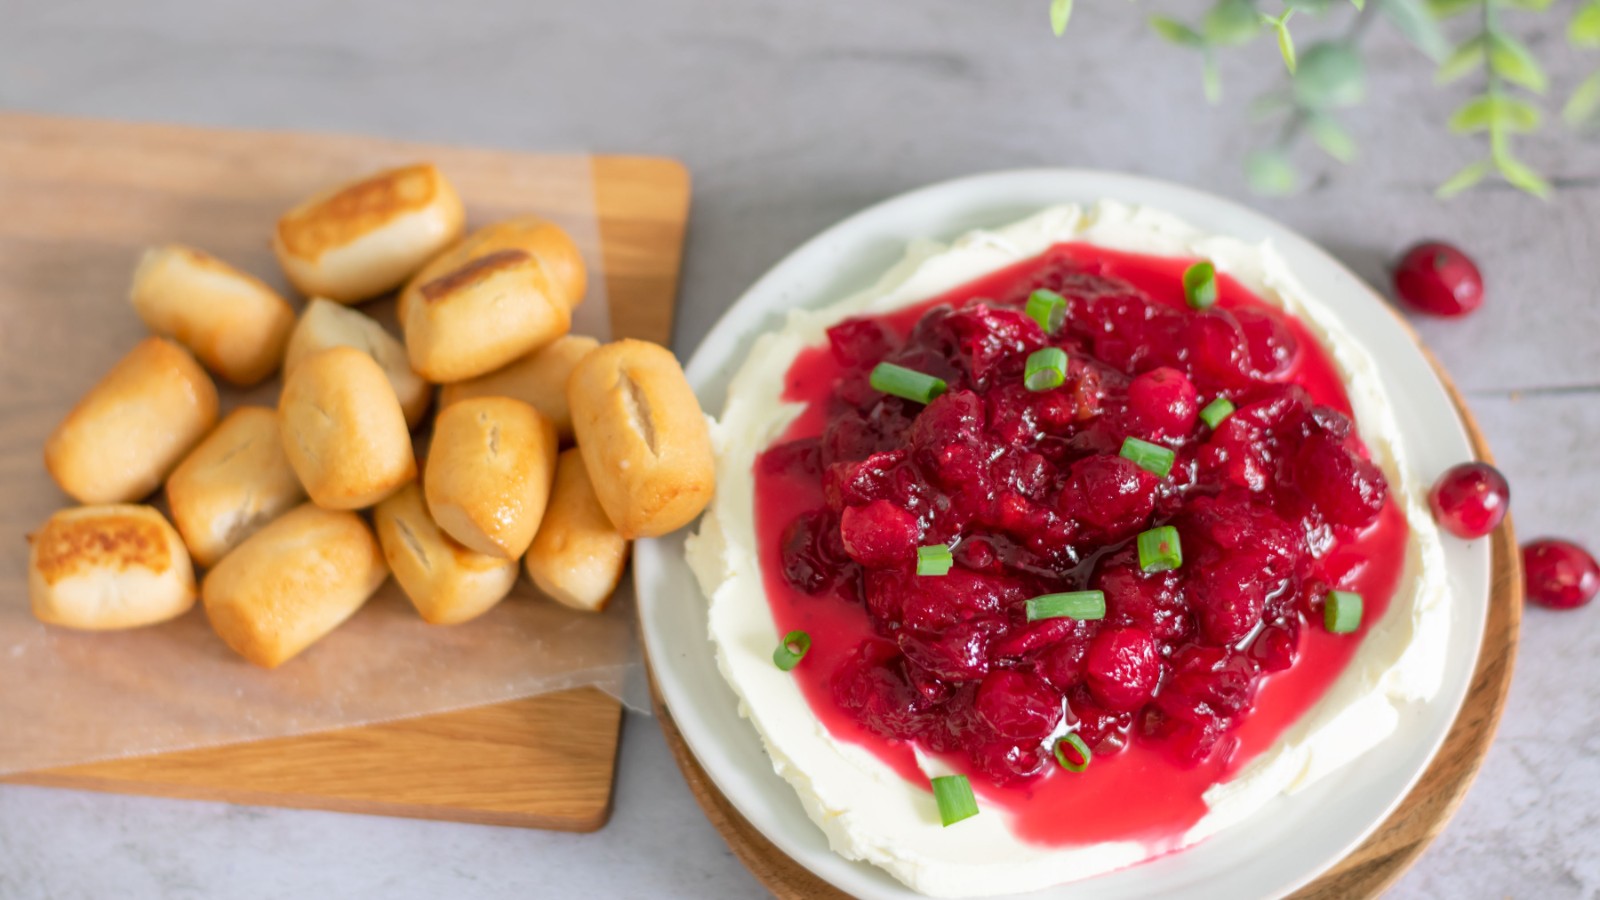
<box><xmin>1061</xmin><ymin>455</ymin><xmax>1159</xmax><ymax>538</ymax></box>
<box><xmin>839</xmin><ymin>500</ymin><xmax>919</xmax><ymax>568</ymax></box>
<box><xmin>1249</xmin><ymin>620</ymin><xmax>1300</xmax><ymax>672</ymax></box>
<box><xmin>1094</xmin><ymin>552</ymin><xmax>1192</xmax><ymax>643</ymax></box>
<box><xmin>1083</xmin><ymin>627</ymin><xmax>1162</xmax><ymax>711</ymax></box>
<box><xmin>1522</xmin><ymin>539</ymin><xmax>1599</xmax><ymax>609</ymax></box>
<box><xmin>780</xmin><ymin>510</ymin><xmax>845</xmax><ymax>594</ymax></box>
<box><xmin>1429</xmin><ymin>462</ymin><xmax>1510</xmax><ymax>539</ymax></box>
<box><xmin>1188</xmin><ymin>554</ymin><xmax>1272</xmax><ymax>645</ymax></box>
<box><xmin>1183</xmin><ymin>311</ymin><xmax>1252</xmax><ymax>389</ymax></box>
<box><xmin>970</xmin><ymin>739</ymin><xmax>1049</xmax><ymax>786</ymax></box>
<box><xmin>1293</xmin><ymin>425</ymin><xmax>1387</xmax><ymax>528</ymax></box>
<box><xmin>828</xmin><ymin>318</ymin><xmax>897</xmax><ymax>368</ymax></box>
<box><xmin>1393</xmin><ymin>241</ymin><xmax>1483</xmax><ymax>317</ymax></box>
<box><xmin>1065</xmin><ymin>687</ymin><xmax>1134</xmax><ymax>754</ymax></box>
<box><xmin>1234</xmin><ymin>308</ymin><xmax>1300</xmax><ymax>379</ymax></box>
<box><xmin>1127</xmin><ymin>367</ymin><xmax>1199</xmax><ymax>440</ymax></box>
<box><xmin>898</xmin><ymin>620</ymin><xmax>998</xmax><ymax>682</ymax></box>
<box><xmin>974</xmin><ymin>670</ymin><xmax>1064</xmax><ymax>740</ymax></box>
<box><xmin>832</xmin><ymin>640</ymin><xmax>925</xmax><ymax>740</ymax></box>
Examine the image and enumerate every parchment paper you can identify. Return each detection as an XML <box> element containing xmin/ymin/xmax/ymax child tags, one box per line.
<box><xmin>0</xmin><ymin>129</ymin><xmax>640</xmax><ymax>774</ymax></box>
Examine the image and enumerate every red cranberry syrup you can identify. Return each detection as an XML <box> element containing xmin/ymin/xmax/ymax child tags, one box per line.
<box><xmin>754</xmin><ymin>244</ymin><xmax>1408</xmax><ymax>848</ymax></box>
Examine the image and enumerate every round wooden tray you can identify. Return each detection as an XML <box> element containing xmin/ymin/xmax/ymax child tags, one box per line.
<box><xmin>651</xmin><ymin>360</ymin><xmax>1521</xmax><ymax>898</ymax></box>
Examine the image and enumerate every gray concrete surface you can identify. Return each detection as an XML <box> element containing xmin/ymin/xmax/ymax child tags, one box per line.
<box><xmin>2</xmin><ymin>1</ymin><xmax>1597</xmax><ymax>897</ymax></box>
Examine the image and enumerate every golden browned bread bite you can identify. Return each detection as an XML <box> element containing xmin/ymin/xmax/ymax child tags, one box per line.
<box><xmin>438</xmin><ymin>334</ymin><xmax>598</xmax><ymax>443</ymax></box>
<box><xmin>278</xmin><ymin>346</ymin><xmax>415</xmax><ymax>510</ymax></box>
<box><xmin>423</xmin><ymin>397</ymin><xmax>558</xmax><ymax>559</ymax></box>
<box><xmin>45</xmin><ymin>337</ymin><xmax>219</xmax><ymax>505</ymax></box>
<box><xmin>28</xmin><ymin>504</ymin><xmax>195</xmax><ymax>630</ymax></box>
<box><xmin>374</xmin><ymin>482</ymin><xmax>519</xmax><ymax>625</ymax></box>
<box><xmin>129</xmin><ymin>244</ymin><xmax>296</xmax><ymax>386</ymax></box>
<box><xmin>284</xmin><ymin>298</ymin><xmax>431</xmax><ymax>428</ymax></box>
<box><xmin>202</xmin><ymin>503</ymin><xmax>386</xmax><ymax>668</ymax></box>
<box><xmin>165</xmin><ymin>406</ymin><xmax>306</xmax><ymax>568</ymax></box>
<box><xmin>273</xmin><ymin>163</ymin><xmax>465</xmax><ymax>304</ymax></box>
<box><xmin>567</xmin><ymin>339</ymin><xmax>714</xmax><ymax>538</ymax></box>
<box><xmin>399</xmin><ymin>217</ymin><xmax>586</xmax><ymax>383</ymax></box>
<box><xmin>525</xmin><ymin>449</ymin><xmax>630</xmax><ymax>612</ymax></box>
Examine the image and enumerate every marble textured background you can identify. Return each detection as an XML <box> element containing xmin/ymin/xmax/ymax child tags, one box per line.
<box><xmin>2</xmin><ymin>1</ymin><xmax>1596</xmax><ymax>897</ymax></box>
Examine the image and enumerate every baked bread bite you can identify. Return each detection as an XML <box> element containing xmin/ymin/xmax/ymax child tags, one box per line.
<box><xmin>567</xmin><ymin>339</ymin><xmax>714</xmax><ymax>538</ymax></box>
<box><xmin>273</xmin><ymin>163</ymin><xmax>465</xmax><ymax>304</ymax></box>
<box><xmin>202</xmin><ymin>503</ymin><xmax>387</xmax><ymax>668</ymax></box>
<box><xmin>129</xmin><ymin>244</ymin><xmax>296</xmax><ymax>386</ymax></box>
<box><xmin>439</xmin><ymin>334</ymin><xmax>598</xmax><ymax>443</ymax></box>
<box><xmin>399</xmin><ymin>217</ymin><xmax>586</xmax><ymax>382</ymax></box>
<box><xmin>424</xmin><ymin>397</ymin><xmax>558</xmax><ymax>559</ymax></box>
<box><xmin>45</xmin><ymin>337</ymin><xmax>219</xmax><ymax>504</ymax></box>
<box><xmin>166</xmin><ymin>406</ymin><xmax>306</xmax><ymax>567</ymax></box>
<box><xmin>278</xmin><ymin>346</ymin><xmax>415</xmax><ymax>510</ymax></box>
<box><xmin>28</xmin><ymin>505</ymin><xmax>195</xmax><ymax>630</ymax></box>
<box><xmin>284</xmin><ymin>298</ymin><xmax>431</xmax><ymax>428</ymax></box>
<box><xmin>374</xmin><ymin>482</ymin><xmax>518</xmax><ymax>625</ymax></box>
<box><xmin>525</xmin><ymin>448</ymin><xmax>629</xmax><ymax>612</ymax></box>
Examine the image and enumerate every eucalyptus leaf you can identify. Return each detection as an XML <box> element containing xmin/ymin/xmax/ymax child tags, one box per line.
<box><xmin>1426</xmin><ymin>0</ymin><xmax>1478</xmax><ymax>17</ymax></box>
<box><xmin>1149</xmin><ymin>15</ymin><xmax>1205</xmax><ymax>47</ymax></box>
<box><xmin>1449</xmin><ymin>95</ymin><xmax>1541</xmax><ymax>133</ymax></box>
<box><xmin>1488</xmin><ymin>32</ymin><xmax>1549</xmax><ymax>94</ymax></box>
<box><xmin>1380</xmin><ymin>0</ymin><xmax>1451</xmax><ymax>61</ymax></box>
<box><xmin>1308</xmin><ymin>114</ymin><xmax>1357</xmax><ymax>162</ymax></box>
<box><xmin>1051</xmin><ymin>0</ymin><xmax>1074</xmax><ymax>37</ymax></box>
<box><xmin>1436</xmin><ymin>160</ymin><xmax>1491</xmax><ymax>198</ymax></box>
<box><xmin>1494</xmin><ymin>152</ymin><xmax>1552</xmax><ymax>198</ymax></box>
<box><xmin>1564</xmin><ymin>70</ymin><xmax>1600</xmax><ymax>126</ymax></box>
<box><xmin>1245</xmin><ymin>149</ymin><xmax>1299</xmax><ymax>195</ymax></box>
<box><xmin>1204</xmin><ymin>0</ymin><xmax>1261</xmax><ymax>45</ymax></box>
<box><xmin>1436</xmin><ymin>36</ymin><xmax>1485</xmax><ymax>84</ymax></box>
<box><xmin>1449</xmin><ymin>96</ymin><xmax>1495</xmax><ymax>133</ymax></box>
<box><xmin>1571</xmin><ymin>0</ymin><xmax>1600</xmax><ymax>48</ymax></box>
<box><xmin>1295</xmin><ymin>41</ymin><xmax>1365</xmax><ymax>108</ymax></box>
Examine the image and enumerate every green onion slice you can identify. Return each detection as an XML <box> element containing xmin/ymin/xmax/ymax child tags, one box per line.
<box><xmin>869</xmin><ymin>362</ymin><xmax>947</xmax><ymax>405</ymax></box>
<box><xmin>1325</xmin><ymin>590</ymin><xmax>1363</xmax><ymax>634</ymax></box>
<box><xmin>1137</xmin><ymin>525</ymin><xmax>1183</xmax><ymax>573</ymax></box>
<box><xmin>1183</xmin><ymin>261</ymin><xmax>1218</xmax><ymax>310</ymax></box>
<box><xmin>772</xmin><ymin>630</ymin><xmax>812</xmax><ymax>671</ymax></box>
<box><xmin>1119</xmin><ymin>436</ymin><xmax>1176</xmax><ymax>478</ymax></box>
<box><xmin>931</xmin><ymin>774</ymin><xmax>979</xmax><ymax>826</ymax></box>
<box><xmin>1200</xmin><ymin>396</ymin><xmax>1236</xmax><ymax>429</ymax></box>
<box><xmin>1025</xmin><ymin>289</ymin><xmax>1068</xmax><ymax>334</ymax></box>
<box><xmin>1053</xmin><ymin>733</ymin><xmax>1092</xmax><ymax>773</ymax></box>
<box><xmin>1024</xmin><ymin>347</ymin><xmax>1068</xmax><ymax>392</ymax></box>
<box><xmin>1025</xmin><ymin>590</ymin><xmax>1106</xmax><ymax>622</ymax></box>
<box><xmin>916</xmin><ymin>544</ymin><xmax>954</xmax><ymax>576</ymax></box>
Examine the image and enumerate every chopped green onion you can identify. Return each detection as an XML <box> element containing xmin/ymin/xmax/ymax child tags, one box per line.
<box><xmin>917</xmin><ymin>544</ymin><xmax>954</xmax><ymax>576</ymax></box>
<box><xmin>1053</xmin><ymin>733</ymin><xmax>1092</xmax><ymax>773</ymax></box>
<box><xmin>1325</xmin><ymin>590</ymin><xmax>1363</xmax><ymax>634</ymax></box>
<box><xmin>870</xmin><ymin>362</ymin><xmax>947</xmax><ymax>405</ymax></box>
<box><xmin>1137</xmin><ymin>526</ymin><xmax>1183</xmax><ymax>573</ymax></box>
<box><xmin>1024</xmin><ymin>347</ymin><xmax>1068</xmax><ymax>392</ymax></box>
<box><xmin>1025</xmin><ymin>590</ymin><xmax>1106</xmax><ymax>621</ymax></box>
<box><xmin>1025</xmin><ymin>289</ymin><xmax>1068</xmax><ymax>334</ymax></box>
<box><xmin>930</xmin><ymin>774</ymin><xmax>979</xmax><ymax>826</ymax></box>
<box><xmin>1183</xmin><ymin>261</ymin><xmax>1218</xmax><ymax>310</ymax></box>
<box><xmin>1200</xmin><ymin>396</ymin><xmax>1236</xmax><ymax>429</ymax></box>
<box><xmin>772</xmin><ymin>630</ymin><xmax>811</xmax><ymax>671</ymax></box>
<box><xmin>1119</xmin><ymin>436</ymin><xmax>1176</xmax><ymax>478</ymax></box>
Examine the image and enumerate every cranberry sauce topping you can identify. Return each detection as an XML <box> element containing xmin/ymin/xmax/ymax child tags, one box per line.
<box><xmin>754</xmin><ymin>243</ymin><xmax>1408</xmax><ymax>847</ymax></box>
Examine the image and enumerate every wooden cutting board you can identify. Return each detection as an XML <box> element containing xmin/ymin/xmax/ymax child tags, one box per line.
<box><xmin>0</xmin><ymin>112</ymin><xmax>692</xmax><ymax>832</ymax></box>
<box><xmin>652</xmin><ymin>356</ymin><xmax>1520</xmax><ymax>892</ymax></box>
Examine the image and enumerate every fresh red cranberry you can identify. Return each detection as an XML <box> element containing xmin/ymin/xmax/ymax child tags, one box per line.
<box><xmin>1522</xmin><ymin>539</ymin><xmax>1599</xmax><ymax>610</ymax></box>
<box><xmin>839</xmin><ymin>500</ymin><xmax>919</xmax><ymax>568</ymax></box>
<box><xmin>1428</xmin><ymin>462</ymin><xmax>1509</xmax><ymax>539</ymax></box>
<box><xmin>974</xmin><ymin>670</ymin><xmax>1064</xmax><ymax>740</ymax></box>
<box><xmin>1127</xmin><ymin>366</ymin><xmax>1199</xmax><ymax>440</ymax></box>
<box><xmin>1393</xmin><ymin>241</ymin><xmax>1484</xmax><ymax>317</ymax></box>
<box><xmin>1084</xmin><ymin>627</ymin><xmax>1162</xmax><ymax>711</ymax></box>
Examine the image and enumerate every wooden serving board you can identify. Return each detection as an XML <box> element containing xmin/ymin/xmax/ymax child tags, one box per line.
<box><xmin>653</xmin><ymin>355</ymin><xmax>1522</xmax><ymax>894</ymax></box>
<box><xmin>0</xmin><ymin>112</ymin><xmax>692</xmax><ymax>832</ymax></box>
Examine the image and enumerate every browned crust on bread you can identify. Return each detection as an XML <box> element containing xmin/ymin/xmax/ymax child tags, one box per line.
<box><xmin>419</xmin><ymin>248</ymin><xmax>533</xmax><ymax>303</ymax></box>
<box><xmin>276</xmin><ymin>163</ymin><xmax>441</xmax><ymax>261</ymax></box>
<box><xmin>32</xmin><ymin>514</ymin><xmax>171</xmax><ymax>584</ymax></box>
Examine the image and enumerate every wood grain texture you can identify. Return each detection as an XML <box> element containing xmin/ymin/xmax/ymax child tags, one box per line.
<box><xmin>0</xmin><ymin>113</ymin><xmax>692</xmax><ymax>832</ymax></box>
<box><xmin>651</xmin><ymin>358</ymin><xmax>1522</xmax><ymax>895</ymax></box>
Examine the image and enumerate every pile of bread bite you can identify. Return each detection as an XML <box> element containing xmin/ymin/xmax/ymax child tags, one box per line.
<box><xmin>27</xmin><ymin>163</ymin><xmax>714</xmax><ymax>669</ymax></box>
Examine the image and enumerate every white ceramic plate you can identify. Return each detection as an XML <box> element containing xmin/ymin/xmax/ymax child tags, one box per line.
<box><xmin>635</xmin><ymin>170</ymin><xmax>1490</xmax><ymax>899</ymax></box>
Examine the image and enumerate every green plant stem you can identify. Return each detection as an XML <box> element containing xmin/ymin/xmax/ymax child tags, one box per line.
<box><xmin>1269</xmin><ymin>0</ymin><xmax>1378</xmax><ymax>154</ymax></box>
